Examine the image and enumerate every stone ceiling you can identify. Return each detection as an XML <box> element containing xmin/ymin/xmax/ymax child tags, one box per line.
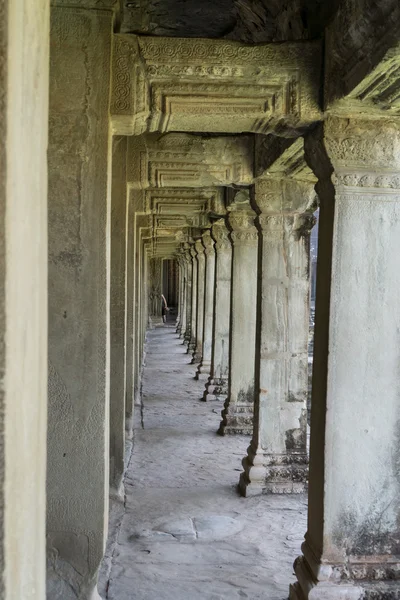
<box><xmin>121</xmin><ymin>0</ymin><xmax>340</xmax><ymax>42</ymax></box>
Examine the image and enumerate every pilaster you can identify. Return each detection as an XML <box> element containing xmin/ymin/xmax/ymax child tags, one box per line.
<box><xmin>240</xmin><ymin>172</ymin><xmax>316</xmax><ymax>496</ymax></box>
<box><xmin>218</xmin><ymin>193</ymin><xmax>258</xmax><ymax>435</ymax></box>
<box><xmin>47</xmin><ymin>5</ymin><xmax>113</xmax><ymax>597</ymax></box>
<box><xmin>203</xmin><ymin>218</ymin><xmax>232</xmax><ymax>402</ymax></box>
<box><xmin>290</xmin><ymin>116</ymin><xmax>400</xmax><ymax>599</ymax></box>
<box><xmin>196</xmin><ymin>230</ymin><xmax>216</xmax><ymax>381</ymax></box>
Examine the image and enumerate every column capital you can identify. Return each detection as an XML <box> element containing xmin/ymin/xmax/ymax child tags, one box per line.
<box><xmin>211</xmin><ymin>218</ymin><xmax>231</xmax><ymax>251</ymax></box>
<box><xmin>254</xmin><ymin>176</ymin><xmax>317</xmax><ymax>215</ymax></box>
<box><xmin>227</xmin><ymin>198</ymin><xmax>258</xmax><ymax>244</ymax></box>
<box><xmin>202</xmin><ymin>229</ymin><xmax>215</xmax><ymax>255</ymax></box>
<box><xmin>306</xmin><ymin>116</ymin><xmax>400</xmax><ymax>191</ymax></box>
<box><xmin>194</xmin><ymin>237</ymin><xmax>205</xmax><ymax>258</ymax></box>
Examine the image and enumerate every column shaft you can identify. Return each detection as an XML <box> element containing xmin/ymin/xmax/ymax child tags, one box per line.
<box><xmin>291</xmin><ymin>117</ymin><xmax>400</xmax><ymax>599</ymax></box>
<box><xmin>192</xmin><ymin>239</ymin><xmax>205</xmax><ymax>362</ymax></box>
<box><xmin>183</xmin><ymin>244</ymin><xmax>193</xmax><ymax>345</ymax></box>
<box><xmin>188</xmin><ymin>245</ymin><xmax>198</xmax><ymax>354</ymax></box>
<box><xmin>47</xmin><ymin>7</ymin><xmax>113</xmax><ymax>596</ymax></box>
<box><xmin>204</xmin><ymin>219</ymin><xmax>232</xmax><ymax>401</ymax></box>
<box><xmin>196</xmin><ymin>230</ymin><xmax>216</xmax><ymax>380</ymax></box>
<box><xmin>240</xmin><ymin>178</ymin><xmax>315</xmax><ymax>496</ymax></box>
<box><xmin>109</xmin><ymin>136</ymin><xmax>127</xmax><ymax>491</ymax></box>
<box><xmin>219</xmin><ymin>196</ymin><xmax>258</xmax><ymax>435</ymax></box>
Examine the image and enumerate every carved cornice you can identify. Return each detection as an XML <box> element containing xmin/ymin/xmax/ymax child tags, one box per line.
<box><xmin>111</xmin><ymin>34</ymin><xmax>322</xmax><ymax>135</ymax></box>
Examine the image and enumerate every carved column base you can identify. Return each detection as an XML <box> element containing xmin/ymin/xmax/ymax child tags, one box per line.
<box><xmin>202</xmin><ymin>378</ymin><xmax>228</xmax><ymax>402</ymax></box>
<box><xmin>218</xmin><ymin>401</ymin><xmax>253</xmax><ymax>435</ymax></box>
<box><xmin>289</xmin><ymin>540</ymin><xmax>400</xmax><ymax>600</ymax></box>
<box><xmin>195</xmin><ymin>360</ymin><xmax>211</xmax><ymax>381</ymax></box>
<box><xmin>239</xmin><ymin>443</ymin><xmax>308</xmax><ymax>496</ymax></box>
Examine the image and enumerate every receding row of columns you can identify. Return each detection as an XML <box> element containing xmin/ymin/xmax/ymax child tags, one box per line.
<box><xmin>173</xmin><ymin>119</ymin><xmax>400</xmax><ymax>598</ymax></box>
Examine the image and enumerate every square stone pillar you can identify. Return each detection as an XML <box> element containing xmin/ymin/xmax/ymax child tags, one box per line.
<box><xmin>0</xmin><ymin>0</ymin><xmax>49</xmax><ymax>597</ymax></box>
<box><xmin>196</xmin><ymin>230</ymin><xmax>216</xmax><ymax>381</ymax></box>
<box><xmin>240</xmin><ymin>177</ymin><xmax>316</xmax><ymax>496</ymax></box>
<box><xmin>47</xmin><ymin>5</ymin><xmax>113</xmax><ymax>598</ymax></box>
<box><xmin>290</xmin><ymin>117</ymin><xmax>400</xmax><ymax>599</ymax></box>
<box><xmin>175</xmin><ymin>257</ymin><xmax>184</xmax><ymax>333</ymax></box>
<box><xmin>204</xmin><ymin>218</ymin><xmax>232</xmax><ymax>402</ymax></box>
<box><xmin>109</xmin><ymin>136</ymin><xmax>127</xmax><ymax>492</ymax></box>
<box><xmin>177</xmin><ymin>247</ymin><xmax>188</xmax><ymax>339</ymax></box>
<box><xmin>149</xmin><ymin>257</ymin><xmax>163</xmax><ymax>326</ymax></box>
<box><xmin>192</xmin><ymin>238</ymin><xmax>205</xmax><ymax>362</ymax></box>
<box><xmin>218</xmin><ymin>193</ymin><xmax>258</xmax><ymax>435</ymax></box>
<box><xmin>188</xmin><ymin>244</ymin><xmax>198</xmax><ymax>354</ymax></box>
<box><xmin>183</xmin><ymin>243</ymin><xmax>193</xmax><ymax>346</ymax></box>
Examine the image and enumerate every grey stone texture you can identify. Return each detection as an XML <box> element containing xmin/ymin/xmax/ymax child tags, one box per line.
<box><xmin>291</xmin><ymin>117</ymin><xmax>400</xmax><ymax>599</ymax></box>
<box><xmin>219</xmin><ymin>194</ymin><xmax>258</xmax><ymax>436</ymax></box>
<box><xmin>240</xmin><ymin>173</ymin><xmax>316</xmax><ymax>496</ymax></box>
<box><xmin>204</xmin><ymin>218</ymin><xmax>232</xmax><ymax>402</ymax></box>
<box><xmin>99</xmin><ymin>325</ymin><xmax>307</xmax><ymax>600</ymax></box>
<box><xmin>195</xmin><ymin>230</ymin><xmax>215</xmax><ymax>381</ymax></box>
<box><xmin>47</xmin><ymin>7</ymin><xmax>113</xmax><ymax>597</ymax></box>
<box><xmin>110</xmin><ymin>136</ymin><xmax>128</xmax><ymax>490</ymax></box>
<box><xmin>0</xmin><ymin>0</ymin><xmax>49</xmax><ymax>598</ymax></box>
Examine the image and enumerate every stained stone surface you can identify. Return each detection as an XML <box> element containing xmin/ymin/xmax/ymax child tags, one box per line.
<box><xmin>99</xmin><ymin>323</ymin><xmax>307</xmax><ymax>600</ymax></box>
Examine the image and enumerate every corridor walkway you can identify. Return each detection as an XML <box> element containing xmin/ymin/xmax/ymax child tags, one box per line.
<box><xmin>100</xmin><ymin>324</ymin><xmax>307</xmax><ymax>600</ymax></box>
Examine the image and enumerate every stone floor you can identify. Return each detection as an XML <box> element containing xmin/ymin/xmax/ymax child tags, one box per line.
<box><xmin>99</xmin><ymin>322</ymin><xmax>307</xmax><ymax>600</ymax></box>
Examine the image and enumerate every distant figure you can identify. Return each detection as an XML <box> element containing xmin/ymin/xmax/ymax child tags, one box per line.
<box><xmin>161</xmin><ymin>294</ymin><xmax>169</xmax><ymax>324</ymax></box>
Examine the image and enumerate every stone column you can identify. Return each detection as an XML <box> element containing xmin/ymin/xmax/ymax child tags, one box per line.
<box><xmin>0</xmin><ymin>1</ymin><xmax>49</xmax><ymax>596</ymax></box>
<box><xmin>218</xmin><ymin>194</ymin><xmax>258</xmax><ymax>435</ymax></box>
<box><xmin>240</xmin><ymin>178</ymin><xmax>315</xmax><ymax>497</ymax></box>
<box><xmin>178</xmin><ymin>248</ymin><xmax>187</xmax><ymax>339</ymax></box>
<box><xmin>47</xmin><ymin>5</ymin><xmax>113</xmax><ymax>597</ymax></box>
<box><xmin>291</xmin><ymin>117</ymin><xmax>400</xmax><ymax>599</ymax></box>
<box><xmin>149</xmin><ymin>257</ymin><xmax>162</xmax><ymax>326</ymax></box>
<box><xmin>196</xmin><ymin>230</ymin><xmax>216</xmax><ymax>381</ymax></box>
<box><xmin>203</xmin><ymin>218</ymin><xmax>232</xmax><ymax>402</ymax></box>
<box><xmin>183</xmin><ymin>243</ymin><xmax>193</xmax><ymax>346</ymax></box>
<box><xmin>187</xmin><ymin>244</ymin><xmax>198</xmax><ymax>354</ymax></box>
<box><xmin>109</xmin><ymin>136</ymin><xmax>127</xmax><ymax>492</ymax></box>
<box><xmin>192</xmin><ymin>238</ymin><xmax>205</xmax><ymax>363</ymax></box>
<box><xmin>175</xmin><ymin>257</ymin><xmax>183</xmax><ymax>333</ymax></box>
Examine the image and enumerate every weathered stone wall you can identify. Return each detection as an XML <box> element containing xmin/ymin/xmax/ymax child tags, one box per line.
<box><xmin>0</xmin><ymin>0</ymin><xmax>49</xmax><ymax>597</ymax></box>
<box><xmin>47</xmin><ymin>6</ymin><xmax>113</xmax><ymax>597</ymax></box>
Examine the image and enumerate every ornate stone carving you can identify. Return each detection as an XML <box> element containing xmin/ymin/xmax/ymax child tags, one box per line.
<box><xmin>111</xmin><ymin>34</ymin><xmax>322</xmax><ymax>135</ymax></box>
<box><xmin>202</xmin><ymin>230</ymin><xmax>215</xmax><ymax>255</ymax></box>
<box><xmin>144</xmin><ymin>187</ymin><xmax>224</xmax><ymax>218</ymax></box>
<box><xmin>211</xmin><ymin>219</ymin><xmax>231</xmax><ymax>250</ymax></box>
<box><xmin>127</xmin><ymin>133</ymin><xmax>253</xmax><ymax>189</ymax></box>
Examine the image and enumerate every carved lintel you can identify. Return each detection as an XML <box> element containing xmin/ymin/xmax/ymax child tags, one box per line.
<box><xmin>127</xmin><ymin>133</ymin><xmax>254</xmax><ymax>189</ymax></box>
<box><xmin>111</xmin><ymin>34</ymin><xmax>322</xmax><ymax>135</ymax></box>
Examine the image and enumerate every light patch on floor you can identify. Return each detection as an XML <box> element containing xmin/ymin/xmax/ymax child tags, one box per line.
<box><xmin>99</xmin><ymin>324</ymin><xmax>307</xmax><ymax>600</ymax></box>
